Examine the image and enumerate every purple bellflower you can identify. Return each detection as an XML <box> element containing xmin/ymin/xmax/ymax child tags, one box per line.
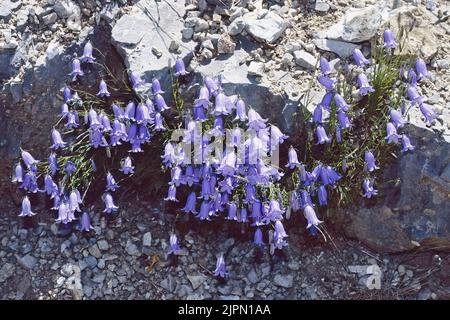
<box><xmin>182</xmin><ymin>192</ymin><xmax>197</xmax><ymax>214</ymax></box>
<box><xmin>63</xmin><ymin>86</ymin><xmax>73</xmax><ymax>103</ymax></box>
<box><xmin>352</xmin><ymin>48</ymin><xmax>370</xmax><ymax>67</ymax></box>
<box><xmin>103</xmin><ymin>193</ymin><xmax>119</xmax><ymax>213</ymax></box>
<box><xmin>106</xmin><ymin>172</ymin><xmax>119</xmax><ymax>191</ymax></box>
<box><xmin>69</xmin><ymin>58</ymin><xmax>84</xmax><ymax>81</ymax></box>
<box><xmin>316</xmin><ymin>125</ymin><xmax>331</xmax><ymax>144</ymax></box>
<box><xmin>19</xmin><ymin>196</ymin><xmax>36</xmax><ymax>217</ymax></box>
<box><xmin>96</xmin><ymin>79</ymin><xmax>110</xmax><ymax>97</ymax></box>
<box><xmin>415</xmin><ymin>58</ymin><xmax>428</xmax><ymax>80</ymax></box>
<box><xmin>21</xmin><ymin>150</ymin><xmax>38</xmax><ymax>168</ymax></box>
<box><xmin>273</xmin><ymin>220</ymin><xmax>288</xmax><ymax>249</ymax></box>
<box><xmin>364</xmin><ymin>151</ymin><xmax>379</xmax><ymax>172</ymax></box>
<box><xmin>151</xmin><ymin>78</ymin><xmax>164</xmax><ymax>95</ymax></box>
<box><xmin>213</xmin><ymin>255</ymin><xmax>228</xmax><ymax>278</ymax></box>
<box><xmin>419</xmin><ymin>103</ymin><xmax>437</xmax><ymax>125</ymax></box>
<box><xmin>174</xmin><ymin>58</ymin><xmax>188</xmax><ymax>77</ymax></box>
<box><xmin>12</xmin><ymin>163</ymin><xmax>23</xmax><ymax>183</ymax></box>
<box><xmin>357</xmin><ymin>73</ymin><xmax>375</xmax><ymax>96</ymax></box>
<box><xmin>318</xmin><ymin>185</ymin><xmax>328</xmax><ymax>206</ymax></box>
<box><xmin>164</xmin><ymin>184</ymin><xmax>178</xmax><ymax>202</ymax></box>
<box><xmin>383</xmin><ymin>29</ymin><xmax>397</xmax><ymax>49</ymax></box>
<box><xmin>401</xmin><ymin>135</ymin><xmax>415</xmax><ymax>152</ymax></box>
<box><xmin>120</xmin><ymin>156</ymin><xmax>135</xmax><ymax>174</ymax></box>
<box><xmin>390</xmin><ymin>109</ymin><xmax>406</xmax><ymax>128</ymax></box>
<box><xmin>129</xmin><ymin>72</ymin><xmax>146</xmax><ymax>90</ymax></box>
<box><xmin>286</xmin><ymin>146</ymin><xmax>301</xmax><ymax>169</ymax></box>
<box><xmin>317</xmin><ymin>74</ymin><xmax>336</xmax><ymax>91</ymax></box>
<box><xmin>254</xmin><ymin>228</ymin><xmax>264</xmax><ymax>246</ymax></box>
<box><xmin>49</xmin><ymin>153</ymin><xmax>58</xmax><ymax>175</ymax></box>
<box><xmin>80</xmin><ymin>212</ymin><xmax>93</xmax><ymax>232</ymax></box>
<box><xmin>320</xmin><ymin>57</ymin><xmax>333</xmax><ymax>74</ymax></box>
<box><xmin>51</xmin><ymin>128</ymin><xmax>66</xmax><ymax>150</ymax></box>
<box><xmin>334</xmin><ymin>94</ymin><xmax>349</xmax><ymax>112</ymax></box>
<box><xmin>303</xmin><ymin>204</ymin><xmax>323</xmax><ymax>229</ymax></box>
<box><xmin>362</xmin><ymin>179</ymin><xmax>378</xmax><ymax>198</ymax></box>
<box><xmin>155</xmin><ymin>94</ymin><xmax>169</xmax><ymax>112</ymax></box>
<box><xmin>81</xmin><ymin>41</ymin><xmax>95</xmax><ymax>63</ymax></box>
<box><xmin>385</xmin><ymin>122</ymin><xmax>399</xmax><ymax>143</ymax></box>
<box><xmin>168</xmin><ymin>234</ymin><xmax>181</xmax><ymax>255</ymax></box>
<box><xmin>407</xmin><ymin>85</ymin><xmax>422</xmax><ymax>105</ymax></box>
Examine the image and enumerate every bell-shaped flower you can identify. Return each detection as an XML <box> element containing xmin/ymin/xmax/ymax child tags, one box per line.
<box><xmin>153</xmin><ymin>112</ymin><xmax>166</xmax><ymax>131</ymax></box>
<box><xmin>362</xmin><ymin>179</ymin><xmax>378</xmax><ymax>198</ymax></box>
<box><xmin>286</xmin><ymin>146</ymin><xmax>301</xmax><ymax>169</ymax></box>
<box><xmin>226</xmin><ymin>202</ymin><xmax>238</xmax><ymax>221</ymax></box>
<box><xmin>270</xmin><ymin>125</ymin><xmax>288</xmax><ymax>144</ymax></box>
<box><xmin>303</xmin><ymin>204</ymin><xmax>323</xmax><ymax>229</ymax></box>
<box><xmin>415</xmin><ymin>58</ymin><xmax>428</xmax><ymax>80</ymax></box>
<box><xmin>334</xmin><ymin>94</ymin><xmax>349</xmax><ymax>112</ymax></box>
<box><xmin>44</xmin><ymin>174</ymin><xmax>59</xmax><ymax>198</ymax></box>
<box><xmin>401</xmin><ymin>135</ymin><xmax>415</xmax><ymax>153</ymax></box>
<box><xmin>120</xmin><ymin>156</ymin><xmax>135</xmax><ymax>174</ymax></box>
<box><xmin>419</xmin><ymin>103</ymin><xmax>437</xmax><ymax>125</ymax></box>
<box><xmin>174</xmin><ymin>58</ymin><xmax>188</xmax><ymax>76</ymax></box>
<box><xmin>383</xmin><ymin>29</ymin><xmax>397</xmax><ymax>49</ymax></box>
<box><xmin>337</xmin><ymin>111</ymin><xmax>351</xmax><ymax>130</ymax></box>
<box><xmin>112</xmin><ymin>103</ymin><xmax>125</xmax><ymax>120</ymax></box>
<box><xmin>51</xmin><ymin>128</ymin><xmax>66</xmax><ymax>150</ymax></box>
<box><xmin>49</xmin><ymin>153</ymin><xmax>58</xmax><ymax>175</ymax></box>
<box><xmin>247</xmin><ymin>108</ymin><xmax>267</xmax><ymax>131</ymax></box>
<box><xmin>320</xmin><ymin>92</ymin><xmax>333</xmax><ymax>111</ymax></box>
<box><xmin>88</xmin><ymin>108</ymin><xmax>102</xmax><ymax>130</ymax></box>
<box><xmin>63</xmin><ymin>86</ymin><xmax>73</xmax><ymax>103</ymax></box>
<box><xmin>318</xmin><ymin>185</ymin><xmax>328</xmax><ymax>206</ymax></box>
<box><xmin>103</xmin><ymin>193</ymin><xmax>119</xmax><ymax>213</ymax></box>
<box><xmin>164</xmin><ymin>184</ymin><xmax>178</xmax><ymax>202</ymax></box>
<box><xmin>55</xmin><ymin>202</ymin><xmax>72</xmax><ymax>224</ymax></box>
<box><xmin>317</xmin><ymin>74</ymin><xmax>336</xmax><ymax>91</ymax></box>
<box><xmin>80</xmin><ymin>41</ymin><xmax>95</xmax><ymax>63</ymax></box>
<box><xmin>90</xmin><ymin>128</ymin><xmax>108</xmax><ymax>148</ymax></box>
<box><xmin>66</xmin><ymin>111</ymin><xmax>79</xmax><ymax>128</ymax></box>
<box><xmin>168</xmin><ymin>234</ymin><xmax>181</xmax><ymax>255</ymax></box>
<box><xmin>60</xmin><ymin>103</ymin><xmax>69</xmax><ymax>117</ymax></box>
<box><xmin>21</xmin><ymin>171</ymin><xmax>39</xmax><ymax>193</ymax></box>
<box><xmin>69</xmin><ymin>58</ymin><xmax>84</xmax><ymax>81</ymax></box>
<box><xmin>364</xmin><ymin>151</ymin><xmax>379</xmax><ymax>172</ymax></box>
<box><xmin>407</xmin><ymin>85</ymin><xmax>422</xmax><ymax>105</ymax></box>
<box><xmin>204</xmin><ymin>76</ymin><xmax>219</xmax><ymax>97</ymax></box>
<box><xmin>316</xmin><ymin>125</ymin><xmax>331</xmax><ymax>144</ymax></box>
<box><xmin>390</xmin><ymin>109</ymin><xmax>406</xmax><ymax>128</ymax></box>
<box><xmin>265</xmin><ymin>200</ymin><xmax>284</xmax><ymax>222</ymax></box>
<box><xmin>320</xmin><ymin>57</ymin><xmax>332</xmax><ymax>74</ymax></box>
<box><xmin>408</xmin><ymin>68</ymin><xmax>418</xmax><ymax>87</ymax></box>
<box><xmin>12</xmin><ymin>162</ymin><xmax>23</xmax><ymax>183</ymax></box>
<box><xmin>352</xmin><ymin>48</ymin><xmax>370</xmax><ymax>67</ymax></box>
<box><xmin>290</xmin><ymin>191</ymin><xmax>300</xmax><ymax>212</ymax></box>
<box><xmin>213</xmin><ymin>255</ymin><xmax>228</xmax><ymax>278</ymax></box>
<box><xmin>273</xmin><ymin>220</ymin><xmax>288</xmax><ymax>249</ymax></box>
<box><xmin>194</xmin><ymin>86</ymin><xmax>211</xmax><ymax>109</ymax></box>
<box><xmin>106</xmin><ymin>172</ymin><xmax>119</xmax><ymax>191</ymax></box>
<box><xmin>129</xmin><ymin>72</ymin><xmax>146</xmax><ymax>90</ymax></box>
<box><xmin>312</xmin><ymin>105</ymin><xmax>323</xmax><ymax>124</ymax></box>
<box><xmin>357</xmin><ymin>73</ymin><xmax>375</xmax><ymax>96</ymax></box>
<box><xmin>69</xmin><ymin>189</ymin><xmax>82</xmax><ymax>213</ymax></box>
<box><xmin>100</xmin><ymin>113</ymin><xmax>111</xmax><ymax>132</ymax></box>
<box><xmin>254</xmin><ymin>228</ymin><xmax>264</xmax><ymax>246</ymax></box>
<box><xmin>151</xmin><ymin>78</ymin><xmax>164</xmax><ymax>95</ymax></box>
<box><xmin>65</xmin><ymin>160</ymin><xmax>76</xmax><ymax>175</ymax></box>
<box><xmin>234</xmin><ymin>99</ymin><xmax>248</xmax><ymax>121</ymax></box>
<box><xmin>19</xmin><ymin>196</ymin><xmax>36</xmax><ymax>217</ymax></box>
<box><xmin>385</xmin><ymin>122</ymin><xmax>399</xmax><ymax>143</ymax></box>
<box><xmin>197</xmin><ymin>200</ymin><xmax>212</xmax><ymax>220</ymax></box>
<box><xmin>80</xmin><ymin>212</ymin><xmax>93</xmax><ymax>231</ymax></box>
<box><xmin>155</xmin><ymin>94</ymin><xmax>169</xmax><ymax>112</ymax></box>
<box><xmin>96</xmin><ymin>80</ymin><xmax>110</xmax><ymax>97</ymax></box>
<box><xmin>182</xmin><ymin>192</ymin><xmax>197</xmax><ymax>214</ymax></box>
<box><xmin>214</xmin><ymin>92</ymin><xmax>230</xmax><ymax>115</ymax></box>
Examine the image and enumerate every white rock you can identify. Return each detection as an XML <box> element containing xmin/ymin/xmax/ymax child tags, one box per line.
<box><xmin>248</xmin><ymin>61</ymin><xmax>265</xmax><ymax>76</ymax></box>
<box><xmin>244</xmin><ymin>11</ymin><xmax>287</xmax><ymax>43</ymax></box>
<box><xmin>293</xmin><ymin>50</ymin><xmax>317</xmax><ymax>70</ymax></box>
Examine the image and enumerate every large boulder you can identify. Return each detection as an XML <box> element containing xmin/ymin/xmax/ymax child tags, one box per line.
<box><xmin>111</xmin><ymin>0</ymin><xmax>197</xmax><ymax>92</ymax></box>
<box><xmin>337</xmin><ymin>121</ymin><xmax>450</xmax><ymax>253</ymax></box>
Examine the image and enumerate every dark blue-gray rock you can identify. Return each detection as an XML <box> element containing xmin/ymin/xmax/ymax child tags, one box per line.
<box><xmin>0</xmin><ymin>263</ymin><xmax>15</xmax><ymax>282</ymax></box>
<box><xmin>53</xmin><ymin>0</ymin><xmax>78</xmax><ymax>18</ymax></box>
<box><xmin>111</xmin><ymin>0</ymin><xmax>196</xmax><ymax>93</ymax></box>
<box><xmin>18</xmin><ymin>254</ymin><xmax>37</xmax><ymax>269</ymax></box>
<box><xmin>84</xmin><ymin>256</ymin><xmax>98</xmax><ymax>269</ymax></box>
<box><xmin>338</xmin><ymin>121</ymin><xmax>450</xmax><ymax>253</ymax></box>
<box><xmin>273</xmin><ymin>274</ymin><xmax>294</xmax><ymax>288</ymax></box>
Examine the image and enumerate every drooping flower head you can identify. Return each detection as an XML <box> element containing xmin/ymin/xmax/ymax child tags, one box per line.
<box><xmin>151</xmin><ymin>78</ymin><xmax>164</xmax><ymax>95</ymax></box>
<box><xmin>273</xmin><ymin>220</ymin><xmax>288</xmax><ymax>249</ymax></box>
<box><xmin>213</xmin><ymin>255</ymin><xmax>228</xmax><ymax>278</ymax></box>
<box><xmin>419</xmin><ymin>103</ymin><xmax>437</xmax><ymax>125</ymax></box>
<box><xmin>129</xmin><ymin>72</ymin><xmax>146</xmax><ymax>90</ymax></box>
<box><xmin>385</xmin><ymin>122</ymin><xmax>399</xmax><ymax>144</ymax></box>
<box><xmin>352</xmin><ymin>48</ymin><xmax>370</xmax><ymax>68</ymax></box>
<box><xmin>51</xmin><ymin>128</ymin><xmax>66</xmax><ymax>150</ymax></box>
<box><xmin>303</xmin><ymin>204</ymin><xmax>322</xmax><ymax>229</ymax></box>
<box><xmin>80</xmin><ymin>212</ymin><xmax>93</xmax><ymax>232</ymax></box>
<box><xmin>103</xmin><ymin>193</ymin><xmax>119</xmax><ymax>213</ymax></box>
<box><xmin>80</xmin><ymin>41</ymin><xmax>95</xmax><ymax>63</ymax></box>
<box><xmin>334</xmin><ymin>94</ymin><xmax>349</xmax><ymax>112</ymax></box>
<box><xmin>318</xmin><ymin>185</ymin><xmax>328</xmax><ymax>206</ymax></box>
<box><xmin>21</xmin><ymin>150</ymin><xmax>39</xmax><ymax>168</ymax></box>
<box><xmin>316</xmin><ymin>125</ymin><xmax>331</xmax><ymax>144</ymax></box>
<box><xmin>317</xmin><ymin>74</ymin><xmax>336</xmax><ymax>91</ymax></box>
<box><xmin>19</xmin><ymin>196</ymin><xmax>36</xmax><ymax>217</ymax></box>
<box><xmin>168</xmin><ymin>234</ymin><xmax>181</xmax><ymax>255</ymax></box>
<box><xmin>312</xmin><ymin>104</ymin><xmax>323</xmax><ymax>124</ymax></box>
<box><xmin>319</xmin><ymin>57</ymin><xmax>332</xmax><ymax>74</ymax></box>
<box><xmin>407</xmin><ymin>85</ymin><xmax>422</xmax><ymax>105</ymax></box>
<box><xmin>234</xmin><ymin>99</ymin><xmax>247</xmax><ymax>121</ymax></box>
<box><xmin>69</xmin><ymin>58</ymin><xmax>84</xmax><ymax>81</ymax></box>
<box><xmin>174</xmin><ymin>58</ymin><xmax>188</xmax><ymax>77</ymax></box>
<box><xmin>106</xmin><ymin>172</ymin><xmax>119</xmax><ymax>191</ymax></box>
<box><xmin>415</xmin><ymin>58</ymin><xmax>428</xmax><ymax>80</ymax></box>
<box><xmin>364</xmin><ymin>151</ymin><xmax>379</xmax><ymax>172</ymax></box>
<box><xmin>390</xmin><ymin>109</ymin><xmax>406</xmax><ymax>128</ymax></box>
<box><xmin>182</xmin><ymin>192</ymin><xmax>197</xmax><ymax>214</ymax></box>
<box><xmin>286</xmin><ymin>146</ymin><xmax>301</xmax><ymax>169</ymax></box>
<box><xmin>63</xmin><ymin>86</ymin><xmax>73</xmax><ymax>103</ymax></box>
<box><xmin>164</xmin><ymin>184</ymin><xmax>178</xmax><ymax>202</ymax></box>
<box><xmin>254</xmin><ymin>228</ymin><xmax>264</xmax><ymax>246</ymax></box>
<box><xmin>357</xmin><ymin>73</ymin><xmax>375</xmax><ymax>96</ymax></box>
<box><xmin>120</xmin><ymin>156</ymin><xmax>135</xmax><ymax>174</ymax></box>
<box><xmin>155</xmin><ymin>94</ymin><xmax>169</xmax><ymax>112</ymax></box>
<box><xmin>383</xmin><ymin>29</ymin><xmax>397</xmax><ymax>49</ymax></box>
<box><xmin>48</xmin><ymin>153</ymin><xmax>58</xmax><ymax>175</ymax></box>
<box><xmin>12</xmin><ymin>162</ymin><xmax>23</xmax><ymax>183</ymax></box>
<box><xmin>401</xmin><ymin>135</ymin><xmax>415</xmax><ymax>152</ymax></box>
<box><xmin>96</xmin><ymin>79</ymin><xmax>110</xmax><ymax>97</ymax></box>
<box><xmin>362</xmin><ymin>179</ymin><xmax>378</xmax><ymax>198</ymax></box>
<box><xmin>44</xmin><ymin>174</ymin><xmax>59</xmax><ymax>198</ymax></box>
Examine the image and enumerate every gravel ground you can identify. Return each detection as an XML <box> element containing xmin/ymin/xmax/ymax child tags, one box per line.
<box><xmin>1</xmin><ymin>196</ymin><xmax>448</xmax><ymax>300</ymax></box>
